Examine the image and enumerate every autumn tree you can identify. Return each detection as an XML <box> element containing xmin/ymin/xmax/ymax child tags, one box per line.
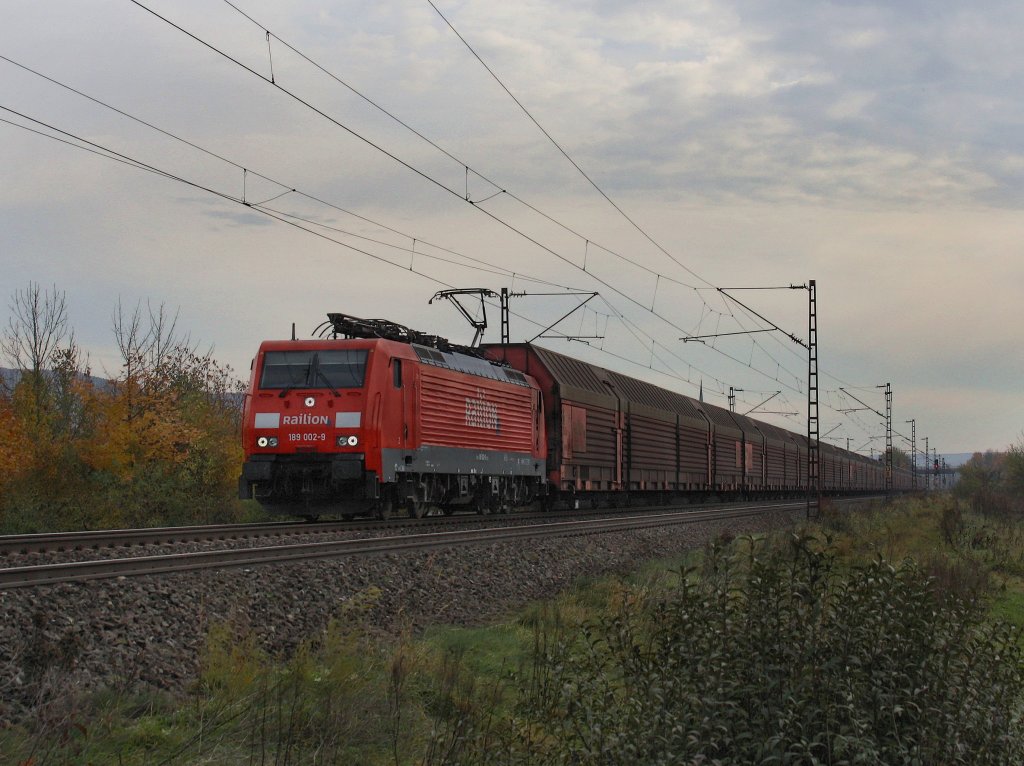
<box><xmin>955</xmin><ymin>442</ymin><xmax>1024</xmax><ymax>516</ymax></box>
<box><xmin>1</xmin><ymin>287</ymin><xmax>249</xmax><ymax>532</ymax></box>
<box><xmin>883</xmin><ymin>446</ymin><xmax>912</xmax><ymax>469</ymax></box>
<box><xmin>1006</xmin><ymin>437</ymin><xmax>1024</xmax><ymax>499</ymax></box>
<box><xmin>1</xmin><ymin>282</ymin><xmax>70</xmax><ymax>432</ymax></box>
<box><xmin>79</xmin><ymin>299</ymin><xmax>245</xmax><ymax>526</ymax></box>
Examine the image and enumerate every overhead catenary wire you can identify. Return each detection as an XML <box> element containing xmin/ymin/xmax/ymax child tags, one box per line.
<box><xmin>7</xmin><ymin>98</ymin><xmax>782</xmax><ymax>410</ymax></box>
<box><xmin>125</xmin><ymin>0</ymin><xmax>696</xmax><ymax>312</ymax></box>
<box><xmin>420</xmin><ymin>3</ymin><xmax>876</xmax><ymax>397</ymax></box>
<box><xmin>0</xmin><ymin>54</ymin><xmax>585</xmax><ymax>296</ymax></box>
<box><xmin>127</xmin><ymin>0</ymin><xmax>815</xmax><ymax>405</ymax></box>
<box><xmin>3</xmin><ymin>99</ymin><xmax>858</xmax><ymax>432</ymax></box>
<box><xmin>179</xmin><ymin>4</ymin><xmax>812</xmax><ymax>398</ymax></box>
<box><xmin>215</xmin><ymin>0</ymin><xmax>705</xmax><ymax>294</ymax></box>
<box><xmin>425</xmin><ymin>0</ymin><xmax>714</xmax><ymax>289</ymax></box>
<box><xmin>0</xmin><ymin>100</ymin><xmax>759</xmax><ymax>413</ymax></box>
<box><xmin>0</xmin><ymin>48</ymin><xmax>742</xmax><ymax>397</ymax></box>
<box><xmin>0</xmin><ymin>103</ymin><xmax>751</xmax><ymax>408</ymax></box>
<box><xmin>0</xmin><ymin>105</ymin><xmax>577</xmax><ymax>342</ymax></box>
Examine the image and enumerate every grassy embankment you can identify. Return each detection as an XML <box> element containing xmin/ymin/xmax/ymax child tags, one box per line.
<box><xmin>4</xmin><ymin>492</ymin><xmax>1024</xmax><ymax>764</ymax></box>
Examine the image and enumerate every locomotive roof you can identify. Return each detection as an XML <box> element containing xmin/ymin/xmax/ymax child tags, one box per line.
<box><xmin>410</xmin><ymin>343</ymin><xmax>531</xmax><ymax>387</ymax></box>
<box><xmin>258</xmin><ymin>337</ymin><xmax>533</xmax><ymax>388</ymax></box>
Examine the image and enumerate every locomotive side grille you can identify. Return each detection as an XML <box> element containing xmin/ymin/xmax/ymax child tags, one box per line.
<box><xmin>418</xmin><ymin>367</ymin><xmax>536</xmax><ymax>452</ymax></box>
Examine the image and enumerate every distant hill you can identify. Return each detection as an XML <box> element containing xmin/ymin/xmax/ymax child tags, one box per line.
<box><xmin>941</xmin><ymin>453</ymin><xmax>974</xmax><ymax>468</ymax></box>
<box><xmin>2</xmin><ymin>367</ymin><xmax>243</xmax><ymax>408</ymax></box>
<box><xmin>1</xmin><ymin>367</ymin><xmax>111</xmax><ymax>392</ymax></box>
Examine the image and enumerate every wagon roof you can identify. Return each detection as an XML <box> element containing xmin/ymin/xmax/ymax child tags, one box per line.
<box><xmin>523</xmin><ymin>344</ymin><xmax>707</xmax><ymax>423</ymax></box>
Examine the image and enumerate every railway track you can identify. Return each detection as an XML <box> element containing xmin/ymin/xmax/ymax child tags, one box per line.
<box><xmin>0</xmin><ymin>500</ymin><xmax>814</xmax><ymax>589</ymax></box>
<box><xmin>0</xmin><ymin>497</ymin><xmax>825</xmax><ymax>557</ymax></box>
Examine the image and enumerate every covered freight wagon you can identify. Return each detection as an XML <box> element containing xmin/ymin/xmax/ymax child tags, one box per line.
<box><xmin>484</xmin><ymin>343</ymin><xmax>756</xmax><ymax>503</ymax></box>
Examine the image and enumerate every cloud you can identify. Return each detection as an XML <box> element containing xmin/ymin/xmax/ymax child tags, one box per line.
<box><xmin>203</xmin><ymin>209</ymin><xmax>274</xmax><ymax>227</ymax></box>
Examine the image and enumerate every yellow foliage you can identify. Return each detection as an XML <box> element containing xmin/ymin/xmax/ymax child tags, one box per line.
<box><xmin>78</xmin><ymin>380</ymin><xmax>203</xmax><ymax>480</ymax></box>
<box><xmin>0</xmin><ymin>397</ymin><xmax>27</xmax><ymax>485</ymax></box>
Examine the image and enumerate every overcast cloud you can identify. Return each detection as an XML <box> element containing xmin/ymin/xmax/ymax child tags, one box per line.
<box><xmin>2</xmin><ymin>0</ymin><xmax>1022</xmax><ymax>455</ymax></box>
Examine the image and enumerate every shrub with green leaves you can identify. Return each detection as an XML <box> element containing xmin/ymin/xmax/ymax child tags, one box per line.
<box><xmin>439</xmin><ymin>535</ymin><xmax>1024</xmax><ymax>765</ymax></box>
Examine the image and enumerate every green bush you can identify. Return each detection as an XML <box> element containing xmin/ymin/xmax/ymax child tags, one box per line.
<box><xmin>438</xmin><ymin>535</ymin><xmax>1024</xmax><ymax>765</ymax></box>
<box><xmin>956</xmin><ymin>443</ymin><xmax>1024</xmax><ymax>518</ymax></box>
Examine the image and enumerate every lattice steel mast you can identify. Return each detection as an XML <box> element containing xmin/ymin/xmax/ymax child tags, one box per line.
<box><xmin>906</xmin><ymin>418</ymin><xmax>917</xmax><ymax>490</ymax></box>
<box><xmin>807</xmin><ymin>279</ymin><xmax>819</xmax><ymax>519</ymax></box>
<box><xmin>881</xmin><ymin>382</ymin><xmax>892</xmax><ymax>493</ymax></box>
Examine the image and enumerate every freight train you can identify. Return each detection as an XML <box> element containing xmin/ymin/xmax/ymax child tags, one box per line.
<box><xmin>239</xmin><ymin>314</ymin><xmax>911</xmax><ymax>519</ymax></box>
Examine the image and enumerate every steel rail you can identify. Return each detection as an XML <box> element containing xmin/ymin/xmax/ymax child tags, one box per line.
<box><xmin>0</xmin><ymin>498</ymin><xmax>814</xmax><ymax>556</ymax></box>
<box><xmin>0</xmin><ymin>513</ymin><xmax>528</xmax><ymax>555</ymax></box>
<box><xmin>0</xmin><ymin>520</ymin><xmax>321</xmax><ymax>555</ymax></box>
<box><xmin>0</xmin><ymin>495</ymin><xmax>884</xmax><ymax>557</ymax></box>
<box><xmin>0</xmin><ymin>502</ymin><xmax>803</xmax><ymax>589</ymax></box>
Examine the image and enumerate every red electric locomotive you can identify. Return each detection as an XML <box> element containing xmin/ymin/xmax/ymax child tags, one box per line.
<box><xmin>239</xmin><ymin>314</ymin><xmax>546</xmax><ymax>519</ymax></box>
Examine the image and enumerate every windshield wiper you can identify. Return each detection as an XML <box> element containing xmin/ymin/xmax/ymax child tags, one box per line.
<box><xmin>278</xmin><ymin>383</ymin><xmax>300</xmax><ymax>398</ymax></box>
<box><xmin>277</xmin><ymin>367</ymin><xmax>311</xmax><ymax>397</ymax></box>
<box><xmin>315</xmin><ymin>369</ymin><xmax>341</xmax><ymax>397</ymax></box>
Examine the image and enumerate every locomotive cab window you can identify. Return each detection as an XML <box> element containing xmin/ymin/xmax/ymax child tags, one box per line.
<box><xmin>261</xmin><ymin>350</ymin><xmax>313</xmax><ymax>389</ymax></box>
<box><xmin>260</xmin><ymin>349</ymin><xmax>368</xmax><ymax>390</ymax></box>
<box><xmin>317</xmin><ymin>349</ymin><xmax>368</xmax><ymax>388</ymax></box>
<box><xmin>392</xmin><ymin>358</ymin><xmax>403</xmax><ymax>388</ymax></box>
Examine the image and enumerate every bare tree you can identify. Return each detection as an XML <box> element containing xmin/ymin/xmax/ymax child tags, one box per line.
<box><xmin>145</xmin><ymin>301</ymin><xmax>188</xmax><ymax>372</ymax></box>
<box><xmin>1</xmin><ymin>283</ymin><xmax>70</xmax><ymax>425</ymax></box>
<box><xmin>1</xmin><ymin>282</ymin><xmax>69</xmax><ymax>376</ymax></box>
<box><xmin>111</xmin><ymin>298</ymin><xmax>146</xmax><ymax>387</ymax></box>
<box><xmin>111</xmin><ymin>299</ymin><xmax>194</xmax><ymax>381</ymax></box>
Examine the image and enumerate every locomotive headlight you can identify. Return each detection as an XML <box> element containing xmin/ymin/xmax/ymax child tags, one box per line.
<box><xmin>268</xmin><ymin>437</ymin><xmax>279</xmax><ymax>447</ymax></box>
<box><xmin>347</xmin><ymin>435</ymin><xmax>359</xmax><ymax>447</ymax></box>
<box><xmin>304</xmin><ymin>396</ymin><xmax>316</xmax><ymax>407</ymax></box>
<box><xmin>257</xmin><ymin>436</ymin><xmax>269</xmax><ymax>448</ymax></box>
<box><xmin>337</xmin><ymin>435</ymin><xmax>359</xmax><ymax>447</ymax></box>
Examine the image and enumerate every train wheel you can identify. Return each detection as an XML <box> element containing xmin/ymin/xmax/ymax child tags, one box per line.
<box><xmin>407</xmin><ymin>497</ymin><xmax>424</xmax><ymax>519</ymax></box>
<box><xmin>377</xmin><ymin>498</ymin><xmax>393</xmax><ymax>521</ymax></box>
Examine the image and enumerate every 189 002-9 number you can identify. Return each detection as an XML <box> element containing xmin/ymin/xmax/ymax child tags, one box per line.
<box><xmin>288</xmin><ymin>432</ymin><xmax>326</xmax><ymax>442</ymax></box>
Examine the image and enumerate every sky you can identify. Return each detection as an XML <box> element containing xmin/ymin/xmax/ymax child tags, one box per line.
<box><xmin>2</xmin><ymin>0</ymin><xmax>1022</xmax><ymax>457</ymax></box>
